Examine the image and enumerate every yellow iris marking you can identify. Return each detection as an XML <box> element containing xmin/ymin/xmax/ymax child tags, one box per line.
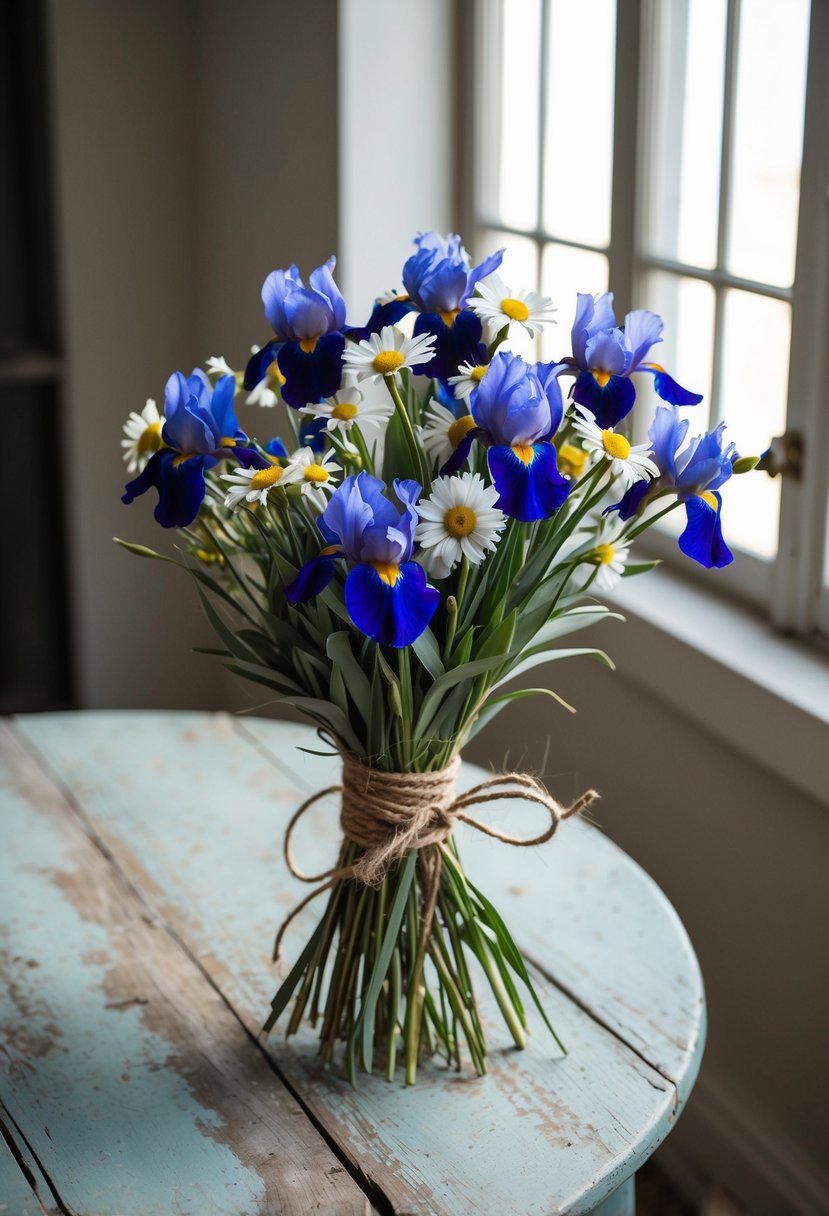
<box><xmin>372</xmin><ymin>561</ymin><xmax>401</xmax><ymax>587</ymax></box>
<box><xmin>320</xmin><ymin>544</ymin><xmax>341</xmax><ymax>557</ymax></box>
<box><xmin>594</xmin><ymin>543</ymin><xmax>615</xmax><ymax>565</ymax></box>
<box><xmin>373</xmin><ymin>350</ymin><xmax>405</xmax><ymax>375</ymax></box>
<box><xmin>501</xmin><ymin>297</ymin><xmax>530</xmax><ymax>322</ymax></box>
<box><xmin>266</xmin><ymin>359</ymin><xmax>286</xmax><ymax>385</ymax></box>
<box><xmin>172</xmin><ymin>452</ymin><xmax>197</xmax><ymax>467</ymax></box>
<box><xmin>439</xmin><ymin>308</ymin><xmax>460</xmax><ymax>328</ymax></box>
<box><xmin>249</xmin><ymin>465</ymin><xmax>285</xmax><ymax>490</ymax></box>
<box><xmin>332</xmin><ymin>402</ymin><xmax>359</xmax><ymax>421</ymax></box>
<box><xmin>558</xmin><ymin>442</ymin><xmax>587</xmax><ymax>477</ymax></box>
<box><xmin>592</xmin><ymin>370</ymin><xmax>612</xmax><ymax>388</ymax></box>
<box><xmin>220</xmin><ymin>437</ymin><xmax>237</xmax><ymax>448</ymax></box>
<box><xmin>194</xmin><ymin>548</ymin><xmax>224</xmax><ymax>566</ymax></box>
<box><xmin>698</xmin><ymin>490</ymin><xmax>718</xmax><ymax>510</ymax></box>
<box><xmin>511</xmin><ymin>444</ymin><xmax>535</xmax><ymax>465</ymax></box>
<box><xmin>137</xmin><ymin>421</ymin><xmax>162</xmax><ymax>457</ymax></box>
<box><xmin>303</xmin><ymin>463</ymin><xmax>329</xmax><ymax>484</ymax></box>
<box><xmin>469</xmin><ymin>365</ymin><xmax>488</xmax><ymax>382</ymax></box>
<box><xmin>443</xmin><ymin>505</ymin><xmax>478</xmax><ymax>538</ymax></box>
<box><xmin>601</xmin><ymin>430</ymin><xmax>631</xmax><ymax>460</ymax></box>
<box><xmin>299</xmin><ymin>336</ymin><xmax>318</xmax><ymax>354</ymax></box>
<box><xmin>448</xmin><ymin>414</ymin><xmax>476</xmax><ymax>448</ymax></box>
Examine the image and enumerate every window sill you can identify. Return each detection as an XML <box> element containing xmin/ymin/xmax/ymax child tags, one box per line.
<box><xmin>604</xmin><ymin>568</ymin><xmax>829</xmax><ymax>808</ymax></box>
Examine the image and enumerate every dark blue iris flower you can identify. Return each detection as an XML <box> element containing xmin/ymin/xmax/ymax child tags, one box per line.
<box><xmin>442</xmin><ymin>351</ymin><xmax>569</xmax><ymax>523</ymax></box>
<box><xmin>401</xmin><ymin>232</ymin><xmax>503</xmax><ymax>382</ymax></box>
<box><xmin>565</xmin><ymin>293</ymin><xmax>703</xmax><ymax>428</ymax></box>
<box><xmin>609</xmin><ymin>405</ymin><xmax>736</xmax><ymax>567</ymax></box>
<box><xmin>285</xmin><ymin>473</ymin><xmax>439</xmax><ymax>648</ymax></box>
<box><xmin>244</xmin><ymin>257</ymin><xmax>347</xmax><ymax>409</ymax></box>
<box><xmin>122</xmin><ymin>370</ymin><xmax>260</xmax><ymax>528</ymax></box>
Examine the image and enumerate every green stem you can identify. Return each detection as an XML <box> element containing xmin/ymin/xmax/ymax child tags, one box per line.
<box><xmin>385</xmin><ymin>373</ymin><xmax>429</xmax><ymax>487</ymax></box>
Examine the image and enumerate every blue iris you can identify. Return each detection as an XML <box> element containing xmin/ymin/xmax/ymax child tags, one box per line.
<box><xmin>402</xmin><ymin>232</ymin><xmax>503</xmax><ymax>382</ymax></box>
<box><xmin>443</xmin><ymin>351</ymin><xmax>569</xmax><ymax>523</ymax></box>
<box><xmin>609</xmin><ymin>405</ymin><xmax>736</xmax><ymax>568</ymax></box>
<box><xmin>244</xmin><ymin>257</ymin><xmax>347</xmax><ymax>409</ymax></box>
<box><xmin>122</xmin><ymin>370</ymin><xmax>258</xmax><ymax>528</ymax></box>
<box><xmin>285</xmin><ymin>473</ymin><xmax>439</xmax><ymax>648</ymax></box>
<box><xmin>568</xmin><ymin>293</ymin><xmax>703</xmax><ymax>427</ymax></box>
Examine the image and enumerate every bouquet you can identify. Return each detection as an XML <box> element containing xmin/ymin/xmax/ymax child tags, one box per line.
<box><xmin>118</xmin><ymin>231</ymin><xmax>755</xmax><ymax>1084</ymax></box>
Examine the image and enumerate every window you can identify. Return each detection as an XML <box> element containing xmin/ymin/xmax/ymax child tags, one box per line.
<box><xmin>468</xmin><ymin>0</ymin><xmax>829</xmax><ymax>638</ymax></box>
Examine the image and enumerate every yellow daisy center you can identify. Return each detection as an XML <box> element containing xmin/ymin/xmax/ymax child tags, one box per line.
<box><xmin>558</xmin><ymin>442</ymin><xmax>587</xmax><ymax>477</ymax></box>
<box><xmin>601</xmin><ymin>430</ymin><xmax>631</xmax><ymax>460</ymax></box>
<box><xmin>249</xmin><ymin>464</ymin><xmax>285</xmax><ymax>490</ymax></box>
<box><xmin>303</xmin><ymin>463</ymin><xmax>329</xmax><ymax>484</ymax></box>
<box><xmin>594</xmin><ymin>543</ymin><xmax>615</xmax><ymax>565</ymax></box>
<box><xmin>501</xmin><ymin>297</ymin><xmax>530</xmax><ymax>322</ymax></box>
<box><xmin>137</xmin><ymin>421</ymin><xmax>162</xmax><ymax>457</ymax></box>
<box><xmin>372</xmin><ymin>561</ymin><xmax>401</xmax><ymax>587</ymax></box>
<box><xmin>373</xmin><ymin>350</ymin><xmax>405</xmax><ymax>375</ymax></box>
<box><xmin>469</xmin><ymin>365</ymin><xmax>488</xmax><ymax>382</ymax></box>
<box><xmin>193</xmin><ymin>548</ymin><xmax>224</xmax><ymax>566</ymax></box>
<box><xmin>697</xmin><ymin>490</ymin><xmax>718</xmax><ymax>510</ymax></box>
<box><xmin>332</xmin><ymin>402</ymin><xmax>359</xmax><ymax>421</ymax></box>
<box><xmin>511</xmin><ymin>444</ymin><xmax>536</xmax><ymax>466</ymax></box>
<box><xmin>448</xmin><ymin>414</ymin><xmax>476</xmax><ymax>449</ymax></box>
<box><xmin>443</xmin><ymin>505</ymin><xmax>478</xmax><ymax>538</ymax></box>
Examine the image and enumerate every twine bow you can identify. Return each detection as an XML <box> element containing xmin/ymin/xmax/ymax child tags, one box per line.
<box><xmin>273</xmin><ymin>754</ymin><xmax>599</xmax><ymax>962</ymax></box>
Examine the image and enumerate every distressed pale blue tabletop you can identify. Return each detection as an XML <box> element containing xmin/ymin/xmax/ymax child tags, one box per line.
<box><xmin>1</xmin><ymin>712</ymin><xmax>705</xmax><ymax>1216</ymax></box>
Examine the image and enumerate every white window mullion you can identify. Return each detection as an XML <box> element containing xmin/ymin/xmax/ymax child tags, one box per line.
<box><xmin>772</xmin><ymin>0</ymin><xmax>829</xmax><ymax>635</ymax></box>
<box><xmin>609</xmin><ymin>0</ymin><xmax>641</xmax><ymax>320</ymax></box>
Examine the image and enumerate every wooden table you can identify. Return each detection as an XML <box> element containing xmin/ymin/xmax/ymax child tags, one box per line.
<box><xmin>1</xmin><ymin>712</ymin><xmax>705</xmax><ymax>1216</ymax></box>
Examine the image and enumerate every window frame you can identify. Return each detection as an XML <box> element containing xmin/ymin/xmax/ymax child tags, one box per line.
<box><xmin>464</xmin><ymin>0</ymin><xmax>829</xmax><ymax>640</ymax></box>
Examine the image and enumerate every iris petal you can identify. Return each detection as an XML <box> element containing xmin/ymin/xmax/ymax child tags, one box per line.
<box><xmin>345</xmin><ymin>561</ymin><xmax>439</xmax><ymax>647</ymax></box>
<box><xmin>348</xmin><ymin>296</ymin><xmax>413</xmax><ymax>342</ymax></box>
<box><xmin>678</xmin><ymin>493</ymin><xmax>733</xmax><ymax>568</ymax></box>
<box><xmin>413</xmin><ymin>310</ymin><xmax>483</xmax><ymax>382</ymax></box>
<box><xmin>573</xmin><ymin>370</ymin><xmax>636</xmax><ymax>428</ymax></box>
<box><xmin>123</xmin><ymin>449</ymin><xmax>211</xmax><ymax>529</ymax></box>
<box><xmin>488</xmin><ymin>442</ymin><xmax>569</xmax><ymax>522</ymax></box>
<box><xmin>244</xmin><ymin>339</ymin><xmax>282</xmax><ymax>391</ymax></box>
<box><xmin>439</xmin><ymin>429</ymin><xmax>478</xmax><ymax>477</ymax></box>
<box><xmin>277</xmin><ymin>332</ymin><xmax>345</xmax><ymax>408</ymax></box>
<box><xmin>284</xmin><ymin>554</ymin><xmax>337</xmax><ymax>603</ymax></box>
<box><xmin>642</xmin><ymin>364</ymin><xmax>703</xmax><ymax>406</ymax></box>
<box><xmin>605</xmin><ymin>477</ymin><xmax>651</xmax><ymax>521</ymax></box>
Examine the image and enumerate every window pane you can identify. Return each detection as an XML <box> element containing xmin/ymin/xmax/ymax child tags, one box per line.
<box><xmin>726</xmin><ymin>0</ymin><xmax>809</xmax><ymax>286</ymax></box>
<box><xmin>540</xmin><ymin>243</ymin><xmax>609</xmax><ymax>362</ymax></box>
<box><xmin>635</xmin><ymin>271</ymin><xmax>716</xmax><ymax>438</ymax></box>
<box><xmin>495</xmin><ymin>0</ymin><xmax>542</xmax><ymax>231</ymax></box>
<box><xmin>718</xmin><ymin>290</ymin><xmax>790</xmax><ymax>559</ymax></box>
<box><xmin>542</xmin><ymin>0</ymin><xmax>615</xmax><ymax>247</ymax></box>
<box><xmin>640</xmin><ymin>0</ymin><xmax>727</xmax><ymax>270</ymax></box>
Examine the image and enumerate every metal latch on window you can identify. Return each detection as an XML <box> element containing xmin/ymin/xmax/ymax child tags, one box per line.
<box><xmin>757</xmin><ymin>430</ymin><xmax>803</xmax><ymax>481</ymax></box>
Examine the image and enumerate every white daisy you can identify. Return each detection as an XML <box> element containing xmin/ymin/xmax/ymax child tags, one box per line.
<box><xmin>571</xmin><ymin>404</ymin><xmax>659</xmax><ymax>490</ymax></box>
<box><xmin>575</xmin><ymin>519</ymin><xmax>632</xmax><ymax>592</ymax></box>
<box><xmin>121</xmin><ymin>399</ymin><xmax>164</xmax><ymax>474</ymax></box>
<box><xmin>342</xmin><ymin>325</ymin><xmax>436</xmax><ymax>383</ymax></box>
<box><xmin>300</xmin><ymin>383</ymin><xmax>393</xmax><ymax>447</ymax></box>
<box><xmin>221</xmin><ymin>458</ymin><xmax>302</xmax><ymax>510</ymax></box>
<box><xmin>468</xmin><ymin>273</ymin><xmax>556</xmax><ymax>338</ymax></box>
<box><xmin>447</xmin><ymin>360</ymin><xmax>490</xmax><ymax>403</ymax></box>
<box><xmin>420</xmin><ymin>399</ymin><xmax>477</xmax><ymax>468</ymax></box>
<box><xmin>205</xmin><ymin>355</ymin><xmax>236</xmax><ymax>379</ymax></box>
<box><xmin>285</xmin><ymin>446</ymin><xmax>341</xmax><ymax>512</ymax></box>
<box><xmin>414</xmin><ymin>472</ymin><xmax>506</xmax><ymax>578</ymax></box>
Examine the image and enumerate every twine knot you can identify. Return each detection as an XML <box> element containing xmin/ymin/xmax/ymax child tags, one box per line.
<box><xmin>273</xmin><ymin>756</ymin><xmax>599</xmax><ymax>962</ymax></box>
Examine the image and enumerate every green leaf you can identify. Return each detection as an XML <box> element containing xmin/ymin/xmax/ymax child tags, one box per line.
<box><xmin>411</xmin><ymin>627</ymin><xmax>445</xmax><ymax>681</ymax></box>
<box><xmin>263</xmin><ymin>915</ymin><xmax>329</xmax><ymax>1034</ymax></box>
<box><xmin>326</xmin><ymin>632</ymin><xmax>373</xmax><ymax>726</ymax></box>
<box><xmin>490</xmin><ymin>646</ymin><xmax>615</xmax><ymax>693</ymax></box>
<box><xmin>414</xmin><ymin>653</ymin><xmax>507</xmax><ymax>740</ymax></box>
<box><xmin>476</xmin><ymin>609</ymin><xmax>517</xmax><ymax>660</ymax></box>
<box><xmin>195</xmin><ymin>584</ymin><xmax>264</xmax><ymax>665</ymax></box>
<box><xmin>359</xmin><ymin>851</ymin><xmax>418</xmax><ymax>1072</ymax></box>
<box><xmin>113</xmin><ymin>537</ymin><xmax>175</xmax><ymax>562</ymax></box>
<box><xmin>621</xmin><ymin>560</ymin><xmax>661</xmax><ymax>577</ymax></box>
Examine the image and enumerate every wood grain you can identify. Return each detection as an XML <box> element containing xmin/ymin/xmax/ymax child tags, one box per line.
<box><xmin>0</xmin><ymin>722</ymin><xmax>370</xmax><ymax>1216</ymax></box>
<box><xmin>13</xmin><ymin>711</ymin><xmax>706</xmax><ymax>1215</ymax></box>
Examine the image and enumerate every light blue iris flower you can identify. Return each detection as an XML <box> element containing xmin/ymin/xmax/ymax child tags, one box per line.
<box><xmin>122</xmin><ymin>370</ymin><xmax>257</xmax><ymax>528</ymax></box>
<box><xmin>609</xmin><ymin>405</ymin><xmax>736</xmax><ymax>568</ymax></box>
<box><xmin>285</xmin><ymin>473</ymin><xmax>439</xmax><ymax>648</ymax></box>
<box><xmin>442</xmin><ymin>351</ymin><xmax>569</xmax><ymax>522</ymax></box>
<box><xmin>244</xmin><ymin>257</ymin><xmax>347</xmax><ymax>408</ymax></box>
<box><xmin>401</xmin><ymin>232</ymin><xmax>503</xmax><ymax>382</ymax></box>
<box><xmin>566</xmin><ymin>293</ymin><xmax>703</xmax><ymax>427</ymax></box>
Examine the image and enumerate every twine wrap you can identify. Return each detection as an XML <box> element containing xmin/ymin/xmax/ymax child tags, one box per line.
<box><xmin>274</xmin><ymin>754</ymin><xmax>599</xmax><ymax>961</ymax></box>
